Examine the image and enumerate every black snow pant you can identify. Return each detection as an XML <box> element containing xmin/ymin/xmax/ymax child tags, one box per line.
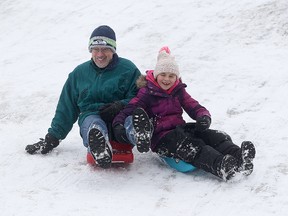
<box><xmin>154</xmin><ymin>123</ymin><xmax>241</xmax><ymax>177</ymax></box>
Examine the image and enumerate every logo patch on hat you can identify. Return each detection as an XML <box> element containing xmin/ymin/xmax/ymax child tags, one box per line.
<box><xmin>89</xmin><ymin>36</ymin><xmax>116</xmax><ymax>53</ymax></box>
<box><xmin>91</xmin><ymin>38</ymin><xmax>108</xmax><ymax>46</ymax></box>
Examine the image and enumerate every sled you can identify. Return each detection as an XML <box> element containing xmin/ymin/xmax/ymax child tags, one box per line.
<box><xmin>160</xmin><ymin>156</ymin><xmax>197</xmax><ymax>173</ymax></box>
<box><xmin>87</xmin><ymin>140</ymin><xmax>134</xmax><ymax>165</ymax></box>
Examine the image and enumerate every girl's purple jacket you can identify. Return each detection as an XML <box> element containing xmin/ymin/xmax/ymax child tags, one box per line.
<box><xmin>113</xmin><ymin>71</ymin><xmax>210</xmax><ymax>150</ymax></box>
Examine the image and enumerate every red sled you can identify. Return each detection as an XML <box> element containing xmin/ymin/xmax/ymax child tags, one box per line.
<box><xmin>87</xmin><ymin>140</ymin><xmax>134</xmax><ymax>165</ymax></box>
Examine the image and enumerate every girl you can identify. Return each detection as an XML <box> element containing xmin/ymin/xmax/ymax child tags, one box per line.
<box><xmin>113</xmin><ymin>47</ymin><xmax>256</xmax><ymax>181</ymax></box>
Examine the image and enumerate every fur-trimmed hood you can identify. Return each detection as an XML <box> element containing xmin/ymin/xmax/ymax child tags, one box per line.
<box><xmin>136</xmin><ymin>70</ymin><xmax>159</xmax><ymax>89</ymax></box>
<box><xmin>136</xmin><ymin>74</ymin><xmax>148</xmax><ymax>89</ymax></box>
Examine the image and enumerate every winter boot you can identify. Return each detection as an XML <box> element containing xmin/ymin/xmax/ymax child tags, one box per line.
<box><xmin>238</xmin><ymin>141</ymin><xmax>256</xmax><ymax>176</ymax></box>
<box><xmin>132</xmin><ymin>107</ymin><xmax>152</xmax><ymax>153</ymax></box>
<box><xmin>88</xmin><ymin>128</ymin><xmax>112</xmax><ymax>168</ymax></box>
<box><xmin>190</xmin><ymin>145</ymin><xmax>237</xmax><ymax>181</ymax></box>
<box><xmin>217</xmin><ymin>155</ymin><xmax>238</xmax><ymax>181</ymax></box>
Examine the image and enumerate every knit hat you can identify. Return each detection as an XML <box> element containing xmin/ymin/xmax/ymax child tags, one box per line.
<box><xmin>154</xmin><ymin>46</ymin><xmax>180</xmax><ymax>78</ymax></box>
<box><xmin>88</xmin><ymin>25</ymin><xmax>117</xmax><ymax>53</ymax></box>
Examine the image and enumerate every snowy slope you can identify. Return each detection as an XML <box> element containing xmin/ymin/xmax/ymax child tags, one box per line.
<box><xmin>1</xmin><ymin>0</ymin><xmax>288</xmax><ymax>215</ymax></box>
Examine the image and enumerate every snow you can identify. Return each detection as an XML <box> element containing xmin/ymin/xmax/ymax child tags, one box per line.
<box><xmin>1</xmin><ymin>0</ymin><xmax>288</xmax><ymax>215</ymax></box>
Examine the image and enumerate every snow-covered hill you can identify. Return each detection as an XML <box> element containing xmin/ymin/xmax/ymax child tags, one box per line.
<box><xmin>1</xmin><ymin>0</ymin><xmax>288</xmax><ymax>215</ymax></box>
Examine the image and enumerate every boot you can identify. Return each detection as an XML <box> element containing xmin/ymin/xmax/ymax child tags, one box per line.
<box><xmin>217</xmin><ymin>155</ymin><xmax>238</xmax><ymax>181</ymax></box>
<box><xmin>132</xmin><ymin>107</ymin><xmax>152</xmax><ymax>153</ymax></box>
<box><xmin>88</xmin><ymin>128</ymin><xmax>112</xmax><ymax>168</ymax></box>
<box><xmin>192</xmin><ymin>145</ymin><xmax>237</xmax><ymax>181</ymax></box>
<box><xmin>238</xmin><ymin>141</ymin><xmax>256</xmax><ymax>176</ymax></box>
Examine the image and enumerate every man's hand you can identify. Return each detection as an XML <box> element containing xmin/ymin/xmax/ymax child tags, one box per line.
<box><xmin>25</xmin><ymin>133</ymin><xmax>59</xmax><ymax>154</ymax></box>
<box><xmin>99</xmin><ymin>101</ymin><xmax>124</xmax><ymax>122</ymax></box>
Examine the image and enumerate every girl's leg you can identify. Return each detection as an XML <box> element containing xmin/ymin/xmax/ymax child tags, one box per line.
<box><xmin>155</xmin><ymin>128</ymin><xmax>202</xmax><ymax>163</ymax></box>
<box><xmin>156</xmin><ymin>127</ymin><xmax>237</xmax><ymax>181</ymax></box>
<box><xmin>197</xmin><ymin>129</ymin><xmax>241</xmax><ymax>157</ymax></box>
<box><xmin>124</xmin><ymin>108</ymin><xmax>152</xmax><ymax>153</ymax></box>
<box><xmin>197</xmin><ymin>129</ymin><xmax>256</xmax><ymax>175</ymax></box>
<box><xmin>124</xmin><ymin>116</ymin><xmax>136</xmax><ymax>146</ymax></box>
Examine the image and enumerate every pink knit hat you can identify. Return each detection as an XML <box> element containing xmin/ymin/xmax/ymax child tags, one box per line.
<box><xmin>153</xmin><ymin>46</ymin><xmax>180</xmax><ymax>79</ymax></box>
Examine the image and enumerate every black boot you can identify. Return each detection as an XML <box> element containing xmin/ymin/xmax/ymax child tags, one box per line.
<box><xmin>192</xmin><ymin>145</ymin><xmax>237</xmax><ymax>181</ymax></box>
<box><xmin>88</xmin><ymin>128</ymin><xmax>112</xmax><ymax>168</ymax></box>
<box><xmin>217</xmin><ymin>155</ymin><xmax>238</xmax><ymax>181</ymax></box>
<box><xmin>238</xmin><ymin>141</ymin><xmax>256</xmax><ymax>176</ymax></box>
<box><xmin>132</xmin><ymin>108</ymin><xmax>152</xmax><ymax>153</ymax></box>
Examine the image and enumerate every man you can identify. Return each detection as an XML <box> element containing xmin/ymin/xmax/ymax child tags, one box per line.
<box><xmin>25</xmin><ymin>25</ymin><xmax>141</xmax><ymax>168</ymax></box>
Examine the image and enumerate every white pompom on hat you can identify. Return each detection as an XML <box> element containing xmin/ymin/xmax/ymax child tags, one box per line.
<box><xmin>153</xmin><ymin>46</ymin><xmax>180</xmax><ymax>79</ymax></box>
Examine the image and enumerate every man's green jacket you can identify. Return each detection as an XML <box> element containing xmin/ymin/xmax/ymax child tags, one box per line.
<box><xmin>48</xmin><ymin>55</ymin><xmax>141</xmax><ymax>140</ymax></box>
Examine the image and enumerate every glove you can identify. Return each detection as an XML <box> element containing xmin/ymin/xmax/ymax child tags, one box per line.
<box><xmin>113</xmin><ymin>124</ymin><xmax>130</xmax><ymax>144</ymax></box>
<box><xmin>25</xmin><ymin>133</ymin><xmax>60</xmax><ymax>154</ymax></box>
<box><xmin>99</xmin><ymin>101</ymin><xmax>124</xmax><ymax>122</ymax></box>
<box><xmin>195</xmin><ymin>115</ymin><xmax>211</xmax><ymax>132</ymax></box>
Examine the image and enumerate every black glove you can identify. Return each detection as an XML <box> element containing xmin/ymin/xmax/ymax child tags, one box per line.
<box><xmin>25</xmin><ymin>133</ymin><xmax>60</xmax><ymax>154</ymax></box>
<box><xmin>113</xmin><ymin>124</ymin><xmax>130</xmax><ymax>144</ymax></box>
<box><xmin>99</xmin><ymin>101</ymin><xmax>124</xmax><ymax>122</ymax></box>
<box><xmin>195</xmin><ymin>115</ymin><xmax>211</xmax><ymax>132</ymax></box>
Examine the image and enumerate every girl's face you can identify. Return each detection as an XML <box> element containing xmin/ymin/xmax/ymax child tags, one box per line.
<box><xmin>156</xmin><ymin>72</ymin><xmax>177</xmax><ymax>90</ymax></box>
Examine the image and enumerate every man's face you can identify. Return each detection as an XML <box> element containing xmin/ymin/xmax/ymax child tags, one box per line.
<box><xmin>91</xmin><ymin>47</ymin><xmax>114</xmax><ymax>68</ymax></box>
